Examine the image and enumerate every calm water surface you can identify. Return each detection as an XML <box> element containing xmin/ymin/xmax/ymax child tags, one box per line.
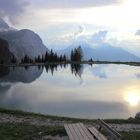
<box><xmin>0</xmin><ymin>64</ymin><xmax>140</xmax><ymax>119</ymax></box>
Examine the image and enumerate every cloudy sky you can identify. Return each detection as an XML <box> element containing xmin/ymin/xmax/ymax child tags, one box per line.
<box><xmin>0</xmin><ymin>0</ymin><xmax>140</xmax><ymax>55</ymax></box>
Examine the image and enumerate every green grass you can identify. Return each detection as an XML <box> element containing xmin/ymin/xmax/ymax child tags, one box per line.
<box><xmin>1</xmin><ymin>108</ymin><xmax>140</xmax><ymax>140</ymax></box>
<box><xmin>0</xmin><ymin>123</ymin><xmax>140</xmax><ymax>140</ymax></box>
<box><xmin>104</xmin><ymin>118</ymin><xmax>140</xmax><ymax>124</ymax></box>
<box><xmin>121</xmin><ymin>132</ymin><xmax>140</xmax><ymax>140</ymax></box>
<box><xmin>0</xmin><ymin>123</ymin><xmax>66</xmax><ymax>140</ymax></box>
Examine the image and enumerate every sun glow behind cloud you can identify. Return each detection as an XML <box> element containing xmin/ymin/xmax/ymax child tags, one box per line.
<box><xmin>125</xmin><ymin>89</ymin><xmax>140</xmax><ymax>106</ymax></box>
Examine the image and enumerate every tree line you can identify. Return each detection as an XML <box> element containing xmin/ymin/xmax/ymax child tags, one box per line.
<box><xmin>9</xmin><ymin>46</ymin><xmax>86</xmax><ymax>64</ymax></box>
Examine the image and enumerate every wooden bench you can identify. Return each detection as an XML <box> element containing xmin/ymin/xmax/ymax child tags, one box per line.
<box><xmin>97</xmin><ymin>119</ymin><xmax>123</xmax><ymax>140</ymax></box>
<box><xmin>64</xmin><ymin>123</ymin><xmax>107</xmax><ymax>140</ymax></box>
<box><xmin>88</xmin><ymin>127</ymin><xmax>107</xmax><ymax>140</ymax></box>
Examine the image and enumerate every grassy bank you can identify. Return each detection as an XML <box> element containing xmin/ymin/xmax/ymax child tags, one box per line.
<box><xmin>0</xmin><ymin>123</ymin><xmax>140</xmax><ymax>140</ymax></box>
<box><xmin>0</xmin><ymin>108</ymin><xmax>140</xmax><ymax>140</ymax></box>
<box><xmin>0</xmin><ymin>123</ymin><xmax>66</xmax><ymax>140</ymax></box>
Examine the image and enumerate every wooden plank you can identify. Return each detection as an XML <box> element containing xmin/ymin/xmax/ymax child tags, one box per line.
<box><xmin>71</xmin><ymin>124</ymin><xmax>84</xmax><ymax>140</ymax></box>
<box><xmin>68</xmin><ymin>124</ymin><xmax>80</xmax><ymax>140</ymax></box>
<box><xmin>97</xmin><ymin>119</ymin><xmax>123</xmax><ymax>140</ymax></box>
<box><xmin>64</xmin><ymin>124</ymin><xmax>75</xmax><ymax>140</ymax></box>
<box><xmin>64</xmin><ymin>123</ymin><xmax>95</xmax><ymax>140</ymax></box>
<box><xmin>98</xmin><ymin>119</ymin><xmax>122</xmax><ymax>137</ymax></box>
<box><xmin>88</xmin><ymin>127</ymin><xmax>107</xmax><ymax>140</ymax></box>
<box><xmin>79</xmin><ymin>123</ymin><xmax>95</xmax><ymax>140</ymax></box>
<box><xmin>75</xmin><ymin>123</ymin><xmax>92</xmax><ymax>140</ymax></box>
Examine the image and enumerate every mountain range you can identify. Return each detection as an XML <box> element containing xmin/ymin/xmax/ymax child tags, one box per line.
<box><xmin>57</xmin><ymin>41</ymin><xmax>140</xmax><ymax>62</ymax></box>
<box><xmin>0</xmin><ymin>18</ymin><xmax>140</xmax><ymax>62</ymax></box>
<box><xmin>0</xmin><ymin>18</ymin><xmax>47</xmax><ymax>62</ymax></box>
<box><xmin>0</xmin><ymin>38</ymin><xmax>13</xmax><ymax>63</ymax></box>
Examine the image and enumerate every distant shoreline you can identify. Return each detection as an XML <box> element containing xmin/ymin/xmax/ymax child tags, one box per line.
<box><xmin>0</xmin><ymin>61</ymin><xmax>140</xmax><ymax>67</ymax></box>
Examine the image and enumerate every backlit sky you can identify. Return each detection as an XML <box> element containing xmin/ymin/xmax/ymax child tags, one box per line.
<box><xmin>0</xmin><ymin>0</ymin><xmax>140</xmax><ymax>55</ymax></box>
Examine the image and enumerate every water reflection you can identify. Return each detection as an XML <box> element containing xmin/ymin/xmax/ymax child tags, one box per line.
<box><xmin>0</xmin><ymin>64</ymin><xmax>140</xmax><ymax>119</ymax></box>
<box><xmin>0</xmin><ymin>63</ymin><xmax>84</xmax><ymax>83</ymax></box>
<box><xmin>44</xmin><ymin>63</ymin><xmax>83</xmax><ymax>76</ymax></box>
<box><xmin>124</xmin><ymin>89</ymin><xmax>140</xmax><ymax>107</ymax></box>
<box><xmin>0</xmin><ymin>66</ymin><xmax>10</xmax><ymax>77</ymax></box>
<box><xmin>71</xmin><ymin>64</ymin><xmax>83</xmax><ymax>77</ymax></box>
<box><xmin>0</xmin><ymin>66</ymin><xmax>43</xmax><ymax>83</ymax></box>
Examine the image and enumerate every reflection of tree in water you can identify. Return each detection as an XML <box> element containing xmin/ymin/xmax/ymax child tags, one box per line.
<box><xmin>0</xmin><ymin>66</ymin><xmax>10</xmax><ymax>77</ymax></box>
<box><xmin>0</xmin><ymin>64</ymin><xmax>84</xmax><ymax>81</ymax></box>
<box><xmin>71</xmin><ymin>64</ymin><xmax>83</xmax><ymax>77</ymax></box>
<box><xmin>44</xmin><ymin>64</ymin><xmax>83</xmax><ymax>77</ymax></box>
<box><xmin>24</xmin><ymin>66</ymin><xmax>29</xmax><ymax>70</ymax></box>
<box><xmin>45</xmin><ymin>64</ymin><xmax>60</xmax><ymax>75</ymax></box>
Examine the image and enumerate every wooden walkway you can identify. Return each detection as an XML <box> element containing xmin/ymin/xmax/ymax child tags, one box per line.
<box><xmin>64</xmin><ymin>123</ymin><xmax>107</xmax><ymax>140</ymax></box>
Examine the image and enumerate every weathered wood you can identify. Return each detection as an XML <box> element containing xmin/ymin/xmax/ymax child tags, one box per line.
<box><xmin>65</xmin><ymin>124</ymin><xmax>80</xmax><ymax>140</ymax></box>
<box><xmin>97</xmin><ymin>119</ymin><xmax>123</xmax><ymax>140</ymax></box>
<box><xmin>64</xmin><ymin>124</ymin><xmax>75</xmax><ymax>140</ymax></box>
<box><xmin>88</xmin><ymin>127</ymin><xmax>107</xmax><ymax>140</ymax></box>
<box><xmin>78</xmin><ymin>123</ymin><xmax>95</xmax><ymax>140</ymax></box>
<box><xmin>64</xmin><ymin>123</ymin><xmax>95</xmax><ymax>140</ymax></box>
<box><xmin>71</xmin><ymin>124</ymin><xmax>84</xmax><ymax>140</ymax></box>
<box><xmin>73</xmin><ymin>123</ymin><xmax>89</xmax><ymax>140</ymax></box>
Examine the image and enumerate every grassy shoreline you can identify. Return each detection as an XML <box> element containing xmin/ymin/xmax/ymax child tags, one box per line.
<box><xmin>0</xmin><ymin>108</ymin><xmax>140</xmax><ymax>139</ymax></box>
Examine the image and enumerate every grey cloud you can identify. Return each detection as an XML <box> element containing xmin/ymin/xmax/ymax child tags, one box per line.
<box><xmin>74</xmin><ymin>25</ymin><xmax>85</xmax><ymax>38</ymax></box>
<box><xmin>91</xmin><ymin>30</ymin><xmax>108</xmax><ymax>43</ymax></box>
<box><xmin>34</xmin><ymin>0</ymin><xmax>123</xmax><ymax>9</ymax></box>
<box><xmin>0</xmin><ymin>0</ymin><xmax>29</xmax><ymax>24</ymax></box>
<box><xmin>135</xmin><ymin>30</ymin><xmax>140</xmax><ymax>36</ymax></box>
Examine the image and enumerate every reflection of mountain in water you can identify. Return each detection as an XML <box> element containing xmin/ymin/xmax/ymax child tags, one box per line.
<box><xmin>0</xmin><ymin>66</ymin><xmax>43</xmax><ymax>83</ymax></box>
<box><xmin>0</xmin><ymin>66</ymin><xmax>10</xmax><ymax>78</ymax></box>
<box><xmin>0</xmin><ymin>64</ymin><xmax>84</xmax><ymax>85</ymax></box>
<box><xmin>0</xmin><ymin>64</ymin><xmax>84</xmax><ymax>96</ymax></box>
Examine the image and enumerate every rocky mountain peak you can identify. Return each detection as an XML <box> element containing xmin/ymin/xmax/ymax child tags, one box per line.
<box><xmin>0</xmin><ymin>18</ymin><xmax>10</xmax><ymax>30</ymax></box>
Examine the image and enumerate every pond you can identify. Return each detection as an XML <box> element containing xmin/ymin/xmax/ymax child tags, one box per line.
<box><xmin>0</xmin><ymin>64</ymin><xmax>140</xmax><ymax>119</ymax></box>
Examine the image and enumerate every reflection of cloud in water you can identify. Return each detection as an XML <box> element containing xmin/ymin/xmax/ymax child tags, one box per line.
<box><xmin>0</xmin><ymin>91</ymin><xmax>130</xmax><ymax>118</ymax></box>
<box><xmin>0</xmin><ymin>64</ymin><xmax>140</xmax><ymax>119</ymax></box>
<box><xmin>0</xmin><ymin>84</ymin><xmax>11</xmax><ymax>94</ymax></box>
<box><xmin>135</xmin><ymin>73</ymin><xmax>140</xmax><ymax>79</ymax></box>
<box><xmin>86</xmin><ymin>64</ymin><xmax>108</xmax><ymax>79</ymax></box>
